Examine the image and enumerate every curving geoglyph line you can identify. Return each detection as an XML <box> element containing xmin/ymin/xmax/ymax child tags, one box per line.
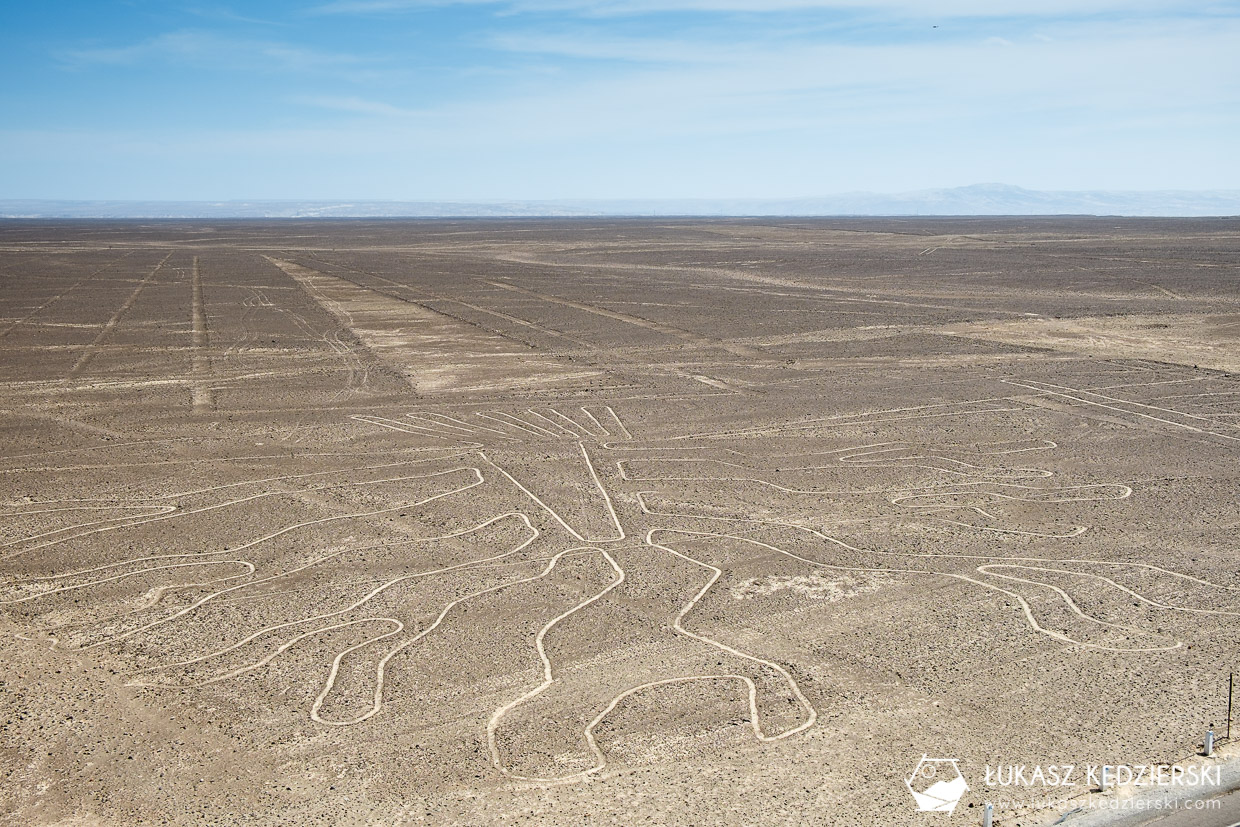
<box><xmin>635</xmin><ymin>497</ymin><xmax>1240</xmax><ymax>647</ymax></box>
<box><xmin>129</xmin><ymin>514</ymin><xmax>541</xmax><ymax>703</ymax></box>
<box><xmin>5</xmin><ymin>397</ymin><xmax>1240</xmax><ymax>786</ymax></box>
<box><xmin>619</xmin><ymin>437</ymin><xmax>1132</xmax><ymax>538</ymax></box>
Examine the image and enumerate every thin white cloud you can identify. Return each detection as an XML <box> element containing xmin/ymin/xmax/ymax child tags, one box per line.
<box><xmin>313</xmin><ymin>0</ymin><xmax>1222</xmax><ymax>17</ymax></box>
<box><xmin>57</xmin><ymin>30</ymin><xmax>371</xmax><ymax>74</ymax></box>
<box><xmin>487</xmin><ymin>31</ymin><xmax>736</xmax><ymax>62</ymax></box>
<box><xmin>403</xmin><ymin>16</ymin><xmax>1240</xmax><ymax>144</ymax></box>
<box><xmin>292</xmin><ymin>95</ymin><xmax>421</xmax><ymax>116</ymax></box>
<box><xmin>184</xmin><ymin>6</ymin><xmax>290</xmax><ymax>26</ymax></box>
<box><xmin>483</xmin><ymin>13</ymin><xmax>1240</xmax><ymax>71</ymax></box>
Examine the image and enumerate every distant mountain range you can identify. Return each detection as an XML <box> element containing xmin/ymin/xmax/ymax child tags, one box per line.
<box><xmin>3</xmin><ymin>184</ymin><xmax>1239</xmax><ymax>218</ymax></box>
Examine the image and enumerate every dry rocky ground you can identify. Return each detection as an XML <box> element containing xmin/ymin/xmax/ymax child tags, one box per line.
<box><xmin>0</xmin><ymin>217</ymin><xmax>1238</xmax><ymax>826</ymax></box>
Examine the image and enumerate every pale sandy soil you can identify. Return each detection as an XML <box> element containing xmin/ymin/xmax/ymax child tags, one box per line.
<box><xmin>0</xmin><ymin>217</ymin><xmax>1238</xmax><ymax>826</ymax></box>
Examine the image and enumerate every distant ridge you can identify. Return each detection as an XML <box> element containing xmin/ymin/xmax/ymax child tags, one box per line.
<box><xmin>4</xmin><ymin>184</ymin><xmax>1239</xmax><ymax>218</ymax></box>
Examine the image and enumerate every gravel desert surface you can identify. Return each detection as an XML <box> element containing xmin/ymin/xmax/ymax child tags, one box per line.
<box><xmin>1</xmin><ymin>217</ymin><xmax>1238</xmax><ymax>826</ymax></box>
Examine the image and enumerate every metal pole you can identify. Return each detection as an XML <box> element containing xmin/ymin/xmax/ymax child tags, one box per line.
<box><xmin>1228</xmin><ymin>672</ymin><xmax>1234</xmax><ymax>742</ymax></box>
<box><xmin>982</xmin><ymin>801</ymin><xmax>993</xmax><ymax>827</ymax></box>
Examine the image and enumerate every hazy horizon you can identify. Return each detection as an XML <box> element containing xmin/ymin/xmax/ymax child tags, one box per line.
<box><xmin>5</xmin><ymin>183</ymin><xmax>1240</xmax><ymax>218</ymax></box>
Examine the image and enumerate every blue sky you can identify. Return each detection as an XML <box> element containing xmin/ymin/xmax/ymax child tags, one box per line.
<box><xmin>1</xmin><ymin>1</ymin><xmax>1237</xmax><ymax>200</ymax></box>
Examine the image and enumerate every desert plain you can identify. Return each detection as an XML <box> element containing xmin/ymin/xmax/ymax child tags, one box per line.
<box><xmin>0</xmin><ymin>217</ymin><xmax>1238</xmax><ymax>826</ymax></box>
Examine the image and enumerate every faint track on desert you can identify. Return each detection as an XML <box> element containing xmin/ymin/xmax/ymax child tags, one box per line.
<box><xmin>67</xmin><ymin>252</ymin><xmax>173</xmax><ymax>380</ymax></box>
<box><xmin>190</xmin><ymin>255</ymin><xmax>214</xmax><ymax>411</ymax></box>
